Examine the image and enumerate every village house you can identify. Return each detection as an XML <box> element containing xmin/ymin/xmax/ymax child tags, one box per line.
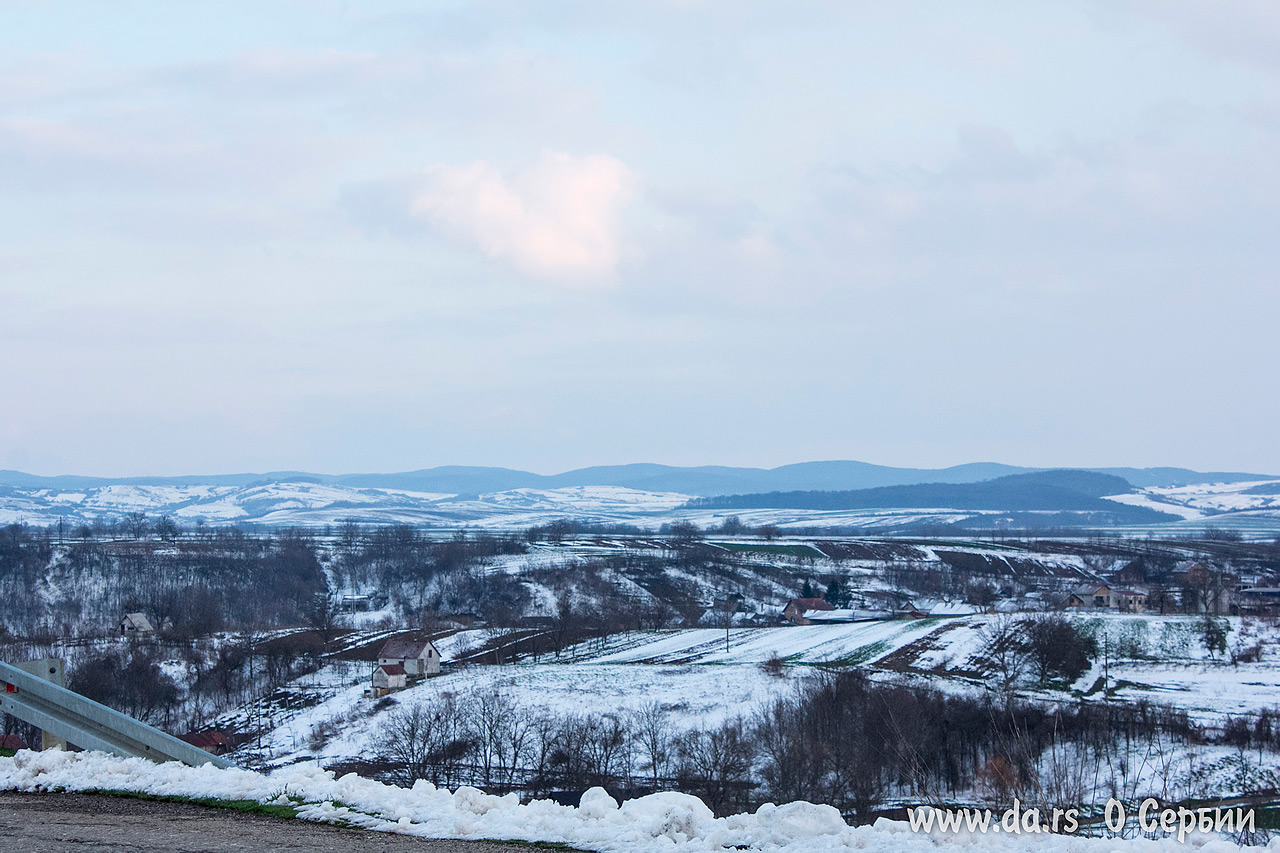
<box><xmin>1171</xmin><ymin>561</ymin><xmax>1239</xmax><ymax>614</ymax></box>
<box><xmin>177</xmin><ymin>730</ymin><xmax>234</xmax><ymax>756</ymax></box>
<box><xmin>368</xmin><ymin>663</ymin><xmax>407</xmax><ymax>697</ymax></box>
<box><xmin>377</xmin><ymin>637</ymin><xmax>442</xmax><ymax>677</ymax></box>
<box><xmin>1112</xmin><ymin>589</ymin><xmax>1148</xmax><ymax>613</ymax></box>
<box><xmin>118</xmin><ymin>612</ymin><xmax>155</xmax><ymax>635</ymax></box>
<box><xmin>1065</xmin><ymin>584</ymin><xmax>1112</xmax><ymax>609</ymax></box>
<box><xmin>1109</xmin><ymin>559</ymin><xmax>1147</xmax><ymax>586</ymax></box>
<box><xmin>1237</xmin><ymin>587</ymin><xmax>1280</xmax><ymax>615</ymax></box>
<box><xmin>781</xmin><ymin>598</ymin><xmax>834</xmax><ymax>625</ymax></box>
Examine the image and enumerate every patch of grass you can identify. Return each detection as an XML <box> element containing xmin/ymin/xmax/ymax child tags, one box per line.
<box><xmin>0</xmin><ymin>748</ymin><xmax>16</xmax><ymax>758</ymax></box>
<box><xmin>81</xmin><ymin>788</ymin><xmax>300</xmax><ymax>820</ymax></box>
<box><xmin>492</xmin><ymin>841</ymin><xmax>592</xmax><ymax>851</ymax></box>
<box><xmin>1077</xmin><ymin>677</ymin><xmax>1107</xmax><ymax>698</ymax></box>
<box><xmin>711</xmin><ymin>542</ymin><xmax>823</xmax><ymax>557</ymax></box>
<box><xmin>831</xmin><ymin>640</ymin><xmax>891</xmax><ymax>666</ymax></box>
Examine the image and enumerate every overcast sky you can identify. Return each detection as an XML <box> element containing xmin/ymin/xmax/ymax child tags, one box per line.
<box><xmin>3</xmin><ymin>1</ymin><xmax>1278</xmax><ymax>477</ymax></box>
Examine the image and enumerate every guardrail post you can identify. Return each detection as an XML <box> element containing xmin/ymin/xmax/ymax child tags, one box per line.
<box><xmin>11</xmin><ymin>659</ymin><xmax>67</xmax><ymax>751</ymax></box>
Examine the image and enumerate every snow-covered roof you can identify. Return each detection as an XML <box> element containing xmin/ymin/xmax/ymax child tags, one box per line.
<box><xmin>928</xmin><ymin>602</ymin><xmax>980</xmax><ymax>617</ymax></box>
<box><xmin>803</xmin><ymin>608</ymin><xmax>892</xmax><ymax>623</ymax></box>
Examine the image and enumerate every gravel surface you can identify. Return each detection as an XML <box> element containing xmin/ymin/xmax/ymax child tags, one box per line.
<box><xmin>0</xmin><ymin>792</ymin><xmax>579</xmax><ymax>852</ymax></box>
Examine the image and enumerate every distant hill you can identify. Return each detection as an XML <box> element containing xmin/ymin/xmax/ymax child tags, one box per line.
<box><xmin>0</xmin><ymin>461</ymin><xmax>1273</xmax><ymax>497</ymax></box>
<box><xmin>683</xmin><ymin>470</ymin><xmax>1181</xmax><ymax>523</ymax></box>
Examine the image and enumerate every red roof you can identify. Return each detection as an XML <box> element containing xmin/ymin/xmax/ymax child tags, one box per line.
<box><xmin>378</xmin><ymin>663</ymin><xmax>407</xmax><ymax>676</ymax></box>
<box><xmin>0</xmin><ymin>735</ymin><xmax>26</xmax><ymax>750</ymax></box>
<box><xmin>178</xmin><ymin>731</ymin><xmax>232</xmax><ymax>750</ymax></box>
<box><xmin>784</xmin><ymin>598</ymin><xmax>834</xmax><ymax>612</ymax></box>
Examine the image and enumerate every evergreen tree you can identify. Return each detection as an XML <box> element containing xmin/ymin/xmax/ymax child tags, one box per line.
<box><xmin>801</xmin><ymin>579</ymin><xmax>814</xmax><ymax>598</ymax></box>
<box><xmin>823</xmin><ymin>577</ymin><xmax>844</xmax><ymax>607</ymax></box>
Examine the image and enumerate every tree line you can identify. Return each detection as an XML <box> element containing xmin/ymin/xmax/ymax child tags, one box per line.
<box><xmin>374</xmin><ymin>669</ymin><xmax>1273</xmax><ymax>821</ymax></box>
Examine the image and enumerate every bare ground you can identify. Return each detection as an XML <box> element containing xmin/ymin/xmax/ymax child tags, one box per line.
<box><xmin>0</xmin><ymin>792</ymin><xmax>580</xmax><ymax>852</ymax></box>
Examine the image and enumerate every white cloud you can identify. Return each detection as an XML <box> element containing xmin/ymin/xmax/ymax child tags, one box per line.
<box><xmin>411</xmin><ymin>151</ymin><xmax>635</xmax><ymax>281</ymax></box>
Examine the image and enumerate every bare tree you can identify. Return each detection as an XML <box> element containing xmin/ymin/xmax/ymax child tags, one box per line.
<box><xmin>632</xmin><ymin>701</ymin><xmax>674</xmax><ymax>791</ymax></box>
<box><xmin>977</xmin><ymin>614</ymin><xmax>1029</xmax><ymax>692</ymax></box>
<box><xmin>124</xmin><ymin>512</ymin><xmax>149</xmax><ymax>540</ymax></box>
<box><xmin>676</xmin><ymin>718</ymin><xmax>756</xmax><ymax>816</ymax></box>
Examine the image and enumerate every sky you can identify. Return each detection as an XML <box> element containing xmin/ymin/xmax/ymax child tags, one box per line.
<box><xmin>2</xmin><ymin>0</ymin><xmax>1279</xmax><ymax>477</ymax></box>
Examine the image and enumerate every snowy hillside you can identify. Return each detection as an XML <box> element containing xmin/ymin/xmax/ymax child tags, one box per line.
<box><xmin>1103</xmin><ymin>480</ymin><xmax>1280</xmax><ymax>532</ymax></box>
<box><xmin>0</xmin><ymin>482</ymin><xmax>689</xmax><ymax>528</ymax></box>
<box><xmin>3</xmin><ymin>464</ymin><xmax>1279</xmax><ymax>534</ymax></box>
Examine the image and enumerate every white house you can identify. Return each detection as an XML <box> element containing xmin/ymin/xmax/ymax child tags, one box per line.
<box><xmin>369</xmin><ymin>663</ymin><xmax>407</xmax><ymax>697</ymax></box>
<box><xmin>377</xmin><ymin>638</ymin><xmax>442</xmax><ymax>677</ymax></box>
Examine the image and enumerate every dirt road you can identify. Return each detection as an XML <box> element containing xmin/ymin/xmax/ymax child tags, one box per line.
<box><xmin>0</xmin><ymin>792</ymin><xmax>579</xmax><ymax>852</ymax></box>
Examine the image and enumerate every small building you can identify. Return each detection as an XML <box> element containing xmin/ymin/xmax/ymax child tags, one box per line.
<box><xmin>1113</xmin><ymin>589</ymin><xmax>1148</xmax><ymax>613</ymax></box>
<box><xmin>1237</xmin><ymin>587</ymin><xmax>1280</xmax><ymax>615</ymax></box>
<box><xmin>782</xmin><ymin>598</ymin><xmax>834</xmax><ymax>625</ymax></box>
<box><xmin>178</xmin><ymin>731</ymin><xmax>234</xmax><ymax>756</ymax></box>
<box><xmin>119</xmin><ymin>612</ymin><xmax>155</xmax><ymax>634</ymax></box>
<box><xmin>369</xmin><ymin>663</ymin><xmax>407</xmax><ymax>697</ymax></box>
<box><xmin>377</xmin><ymin>638</ymin><xmax>442</xmax><ymax>677</ymax></box>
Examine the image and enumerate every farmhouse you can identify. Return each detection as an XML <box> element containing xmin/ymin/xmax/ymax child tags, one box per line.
<box><xmin>1238</xmin><ymin>587</ymin><xmax>1280</xmax><ymax>615</ymax></box>
<box><xmin>119</xmin><ymin>612</ymin><xmax>155</xmax><ymax>634</ymax></box>
<box><xmin>377</xmin><ymin>637</ymin><xmax>442</xmax><ymax>677</ymax></box>
<box><xmin>1065</xmin><ymin>584</ymin><xmax>1111</xmax><ymax>609</ymax></box>
<box><xmin>1112</xmin><ymin>589</ymin><xmax>1148</xmax><ymax>613</ymax></box>
<box><xmin>781</xmin><ymin>598</ymin><xmax>834</xmax><ymax>625</ymax></box>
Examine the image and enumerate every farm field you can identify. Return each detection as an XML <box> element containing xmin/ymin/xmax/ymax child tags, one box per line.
<box><xmin>224</xmin><ymin>613</ymin><xmax>1280</xmax><ymax>773</ymax></box>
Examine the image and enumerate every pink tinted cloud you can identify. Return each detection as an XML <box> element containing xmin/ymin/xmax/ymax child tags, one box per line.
<box><xmin>411</xmin><ymin>151</ymin><xmax>635</xmax><ymax>281</ymax></box>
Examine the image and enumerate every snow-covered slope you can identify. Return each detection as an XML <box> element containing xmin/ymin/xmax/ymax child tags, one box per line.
<box><xmin>1103</xmin><ymin>480</ymin><xmax>1280</xmax><ymax>525</ymax></box>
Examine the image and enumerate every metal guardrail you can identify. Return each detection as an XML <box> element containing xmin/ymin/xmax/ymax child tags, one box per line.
<box><xmin>0</xmin><ymin>660</ymin><xmax>236</xmax><ymax>769</ymax></box>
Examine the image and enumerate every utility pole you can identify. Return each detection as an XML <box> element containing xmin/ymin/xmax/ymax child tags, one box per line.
<box><xmin>1102</xmin><ymin>629</ymin><xmax>1110</xmax><ymax>700</ymax></box>
<box><xmin>724</xmin><ymin>595</ymin><xmax>739</xmax><ymax>653</ymax></box>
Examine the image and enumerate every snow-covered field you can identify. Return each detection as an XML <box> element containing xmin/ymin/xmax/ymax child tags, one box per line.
<box><xmin>223</xmin><ymin>615</ymin><xmax>1280</xmax><ymax>776</ymax></box>
<box><xmin>242</xmin><ymin>660</ymin><xmax>810</xmax><ymax>767</ymax></box>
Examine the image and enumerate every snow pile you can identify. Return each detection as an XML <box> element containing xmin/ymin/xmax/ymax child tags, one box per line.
<box><xmin>0</xmin><ymin>749</ymin><xmax>1266</xmax><ymax>852</ymax></box>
